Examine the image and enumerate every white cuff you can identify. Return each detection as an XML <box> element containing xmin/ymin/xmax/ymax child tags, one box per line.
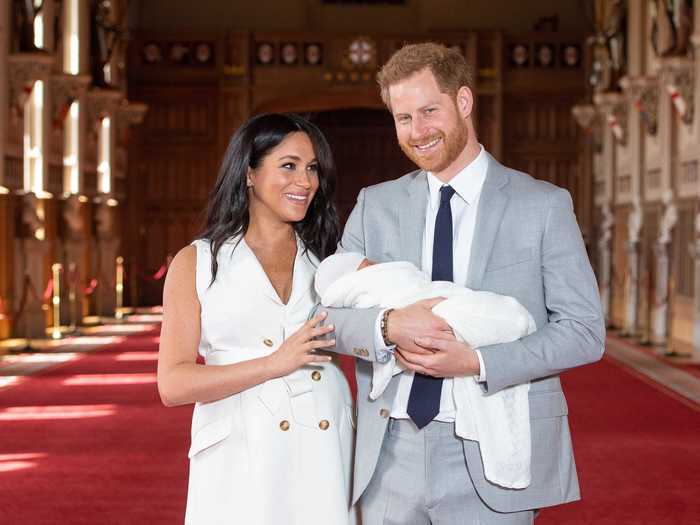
<box><xmin>474</xmin><ymin>348</ymin><xmax>487</xmax><ymax>383</ymax></box>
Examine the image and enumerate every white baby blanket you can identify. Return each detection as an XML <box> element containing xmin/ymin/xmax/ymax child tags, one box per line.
<box><xmin>317</xmin><ymin>259</ymin><xmax>536</xmax><ymax>489</ymax></box>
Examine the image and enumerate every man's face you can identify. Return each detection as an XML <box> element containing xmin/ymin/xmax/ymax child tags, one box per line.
<box><xmin>388</xmin><ymin>68</ymin><xmax>471</xmax><ymax>174</ymax></box>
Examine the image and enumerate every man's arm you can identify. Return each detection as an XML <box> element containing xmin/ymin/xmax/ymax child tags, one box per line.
<box><xmin>316</xmin><ymin>188</ymin><xmax>391</xmax><ymax>363</ymax></box>
<box><xmin>477</xmin><ymin>188</ymin><xmax>605</xmax><ymax>394</ymax></box>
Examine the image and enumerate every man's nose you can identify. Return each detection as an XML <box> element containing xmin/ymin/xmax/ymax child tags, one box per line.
<box><xmin>410</xmin><ymin>115</ymin><xmax>429</xmax><ymax>140</ymax></box>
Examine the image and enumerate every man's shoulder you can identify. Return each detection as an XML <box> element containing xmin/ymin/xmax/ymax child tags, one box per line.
<box><xmin>362</xmin><ymin>169</ymin><xmax>423</xmax><ymax>200</ymax></box>
<box><xmin>499</xmin><ymin>164</ymin><xmax>572</xmax><ymax>208</ymax></box>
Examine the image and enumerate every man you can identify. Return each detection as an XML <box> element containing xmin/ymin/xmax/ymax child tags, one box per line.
<box><xmin>322</xmin><ymin>42</ymin><xmax>605</xmax><ymax>525</ymax></box>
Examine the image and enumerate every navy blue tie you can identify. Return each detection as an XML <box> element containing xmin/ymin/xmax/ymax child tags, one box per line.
<box><xmin>407</xmin><ymin>184</ymin><xmax>455</xmax><ymax>429</ymax></box>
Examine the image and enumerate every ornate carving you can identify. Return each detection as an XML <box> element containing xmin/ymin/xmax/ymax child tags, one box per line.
<box><xmin>114</xmin><ymin>102</ymin><xmax>148</xmax><ymax>157</ymax></box>
<box><xmin>571</xmin><ymin>104</ymin><xmax>600</xmax><ymax>131</ymax></box>
<box><xmin>7</xmin><ymin>53</ymin><xmax>54</xmax><ymax>114</ymax></box>
<box><xmin>620</xmin><ymin>75</ymin><xmax>659</xmax><ymax>135</ymax></box>
<box><xmin>51</xmin><ymin>74</ymin><xmax>91</xmax><ymax>125</ymax></box>
<box><xmin>86</xmin><ymin>88</ymin><xmax>123</xmax><ymax>125</ymax></box>
<box><xmin>594</xmin><ymin>92</ymin><xmax>628</xmax><ymax>145</ymax></box>
<box><xmin>660</xmin><ymin>57</ymin><xmax>694</xmax><ymax>125</ymax></box>
<box><xmin>585</xmin><ymin>0</ymin><xmax>627</xmax><ymax>92</ymax></box>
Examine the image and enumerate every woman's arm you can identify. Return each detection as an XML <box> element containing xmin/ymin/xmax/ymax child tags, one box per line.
<box><xmin>157</xmin><ymin>246</ymin><xmax>333</xmax><ymax>407</ymax></box>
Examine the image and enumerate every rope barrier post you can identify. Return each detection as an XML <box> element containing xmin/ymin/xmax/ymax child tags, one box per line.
<box><xmin>115</xmin><ymin>256</ymin><xmax>124</xmax><ymax>320</ymax></box>
<box><xmin>50</xmin><ymin>263</ymin><xmax>63</xmax><ymax>340</ymax></box>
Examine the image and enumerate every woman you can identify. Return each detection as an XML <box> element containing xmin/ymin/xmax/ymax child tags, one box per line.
<box><xmin>157</xmin><ymin>113</ymin><xmax>355</xmax><ymax>524</ymax></box>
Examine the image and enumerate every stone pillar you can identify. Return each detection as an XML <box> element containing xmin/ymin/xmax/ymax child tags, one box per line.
<box><xmin>598</xmin><ymin>204</ymin><xmax>615</xmax><ymax>324</ymax></box>
<box><xmin>624</xmin><ymin>199</ymin><xmax>643</xmax><ymax>336</ymax></box>
<box><xmin>651</xmin><ymin>191</ymin><xmax>678</xmax><ymax>345</ymax></box>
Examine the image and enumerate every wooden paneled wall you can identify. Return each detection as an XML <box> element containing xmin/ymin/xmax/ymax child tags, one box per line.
<box><xmin>127</xmin><ymin>30</ymin><xmax>587</xmax><ymax>305</ymax></box>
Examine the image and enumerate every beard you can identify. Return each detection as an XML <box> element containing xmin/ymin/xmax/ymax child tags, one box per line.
<box><xmin>399</xmin><ymin>119</ymin><xmax>469</xmax><ymax>173</ymax></box>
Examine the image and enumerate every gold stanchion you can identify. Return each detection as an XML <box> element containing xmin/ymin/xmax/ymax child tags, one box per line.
<box><xmin>51</xmin><ymin>263</ymin><xmax>63</xmax><ymax>340</ymax></box>
<box><xmin>115</xmin><ymin>256</ymin><xmax>124</xmax><ymax>320</ymax></box>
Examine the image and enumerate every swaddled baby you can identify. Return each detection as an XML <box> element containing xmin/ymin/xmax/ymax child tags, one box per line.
<box><xmin>315</xmin><ymin>252</ymin><xmax>536</xmax><ymax>489</ymax></box>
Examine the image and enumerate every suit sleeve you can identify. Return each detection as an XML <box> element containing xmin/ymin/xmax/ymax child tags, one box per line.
<box><xmin>314</xmin><ymin>188</ymin><xmax>388</xmax><ymax>363</ymax></box>
<box><xmin>477</xmin><ymin>188</ymin><xmax>605</xmax><ymax>394</ymax></box>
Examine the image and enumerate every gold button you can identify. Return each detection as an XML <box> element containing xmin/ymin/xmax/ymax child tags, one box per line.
<box><xmin>279</xmin><ymin>420</ymin><xmax>290</xmax><ymax>431</ymax></box>
<box><xmin>379</xmin><ymin>409</ymin><xmax>390</xmax><ymax>418</ymax></box>
<box><xmin>319</xmin><ymin>420</ymin><xmax>330</xmax><ymax>430</ymax></box>
<box><xmin>311</xmin><ymin>370</ymin><xmax>321</xmax><ymax>381</ymax></box>
<box><xmin>264</xmin><ymin>339</ymin><xmax>274</xmax><ymax>347</ymax></box>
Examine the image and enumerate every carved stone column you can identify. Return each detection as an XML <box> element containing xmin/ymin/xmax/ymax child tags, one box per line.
<box><xmin>52</xmin><ymin>73</ymin><xmax>91</xmax><ymax>190</ymax></box>
<box><xmin>598</xmin><ymin>204</ymin><xmax>615</xmax><ymax>325</ymax></box>
<box><xmin>651</xmin><ymin>191</ymin><xmax>678</xmax><ymax>345</ymax></box>
<box><xmin>624</xmin><ymin>199</ymin><xmax>643</xmax><ymax>336</ymax></box>
<box><xmin>7</xmin><ymin>52</ymin><xmax>54</xmax><ymax>184</ymax></box>
<box><xmin>660</xmin><ymin>57</ymin><xmax>695</xmax><ymax>126</ymax></box>
<box><xmin>594</xmin><ymin>92</ymin><xmax>629</xmax><ymax>146</ymax></box>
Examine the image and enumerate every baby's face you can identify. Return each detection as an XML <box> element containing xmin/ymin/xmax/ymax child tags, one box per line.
<box><xmin>357</xmin><ymin>258</ymin><xmax>376</xmax><ymax>270</ymax></box>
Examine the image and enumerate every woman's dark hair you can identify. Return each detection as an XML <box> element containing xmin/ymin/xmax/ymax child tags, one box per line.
<box><xmin>201</xmin><ymin>113</ymin><xmax>340</xmax><ymax>283</ymax></box>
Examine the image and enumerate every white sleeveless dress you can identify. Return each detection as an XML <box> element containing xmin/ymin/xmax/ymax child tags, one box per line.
<box><xmin>185</xmin><ymin>236</ymin><xmax>356</xmax><ymax>525</ymax></box>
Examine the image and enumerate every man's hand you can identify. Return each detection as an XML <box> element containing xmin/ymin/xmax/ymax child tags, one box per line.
<box><xmin>387</xmin><ymin>298</ymin><xmax>453</xmax><ymax>355</ymax></box>
<box><xmin>395</xmin><ymin>335</ymin><xmax>480</xmax><ymax>378</ymax></box>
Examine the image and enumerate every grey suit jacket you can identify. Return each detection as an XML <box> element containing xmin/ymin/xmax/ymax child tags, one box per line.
<box><xmin>323</xmin><ymin>153</ymin><xmax>605</xmax><ymax>512</ymax></box>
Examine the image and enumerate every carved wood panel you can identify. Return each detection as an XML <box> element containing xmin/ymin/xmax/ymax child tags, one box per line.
<box><xmin>311</xmin><ymin>109</ymin><xmax>416</xmax><ymax>225</ymax></box>
<box><xmin>503</xmin><ymin>94</ymin><xmax>582</xmax><ymax>208</ymax></box>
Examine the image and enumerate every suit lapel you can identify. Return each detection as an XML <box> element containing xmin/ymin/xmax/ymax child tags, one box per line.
<box><xmin>399</xmin><ymin>171</ymin><xmax>428</xmax><ymax>267</ymax></box>
<box><xmin>467</xmin><ymin>154</ymin><xmax>510</xmax><ymax>290</ymax></box>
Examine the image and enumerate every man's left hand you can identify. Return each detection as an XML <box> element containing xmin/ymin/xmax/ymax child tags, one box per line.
<box><xmin>395</xmin><ymin>335</ymin><xmax>480</xmax><ymax>378</ymax></box>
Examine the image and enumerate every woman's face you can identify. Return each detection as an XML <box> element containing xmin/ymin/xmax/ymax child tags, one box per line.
<box><xmin>247</xmin><ymin>132</ymin><xmax>321</xmax><ymax>225</ymax></box>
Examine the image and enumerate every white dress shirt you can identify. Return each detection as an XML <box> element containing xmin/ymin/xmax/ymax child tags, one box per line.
<box><xmin>374</xmin><ymin>145</ymin><xmax>489</xmax><ymax>422</ymax></box>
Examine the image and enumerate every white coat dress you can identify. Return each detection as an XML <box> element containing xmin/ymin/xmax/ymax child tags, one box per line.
<box><xmin>185</xmin><ymin>236</ymin><xmax>355</xmax><ymax>525</ymax></box>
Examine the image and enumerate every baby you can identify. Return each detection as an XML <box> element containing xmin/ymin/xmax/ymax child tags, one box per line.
<box><xmin>315</xmin><ymin>252</ymin><xmax>536</xmax><ymax>489</ymax></box>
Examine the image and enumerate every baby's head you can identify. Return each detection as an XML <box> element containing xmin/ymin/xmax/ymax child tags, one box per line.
<box><xmin>314</xmin><ymin>252</ymin><xmax>376</xmax><ymax>298</ymax></box>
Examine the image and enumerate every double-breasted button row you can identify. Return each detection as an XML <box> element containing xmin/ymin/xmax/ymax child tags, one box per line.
<box><xmin>311</xmin><ymin>370</ymin><xmax>321</xmax><ymax>381</ymax></box>
<box><xmin>278</xmin><ymin>419</ymin><xmax>331</xmax><ymax>431</ymax></box>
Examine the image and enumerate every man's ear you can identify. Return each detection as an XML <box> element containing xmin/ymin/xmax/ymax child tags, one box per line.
<box><xmin>456</xmin><ymin>86</ymin><xmax>473</xmax><ymax>120</ymax></box>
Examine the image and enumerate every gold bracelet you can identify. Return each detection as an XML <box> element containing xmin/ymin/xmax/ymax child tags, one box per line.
<box><xmin>381</xmin><ymin>308</ymin><xmax>394</xmax><ymax>346</ymax></box>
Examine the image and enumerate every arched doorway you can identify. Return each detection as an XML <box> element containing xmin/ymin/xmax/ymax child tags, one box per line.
<box><xmin>309</xmin><ymin>109</ymin><xmax>416</xmax><ymax>225</ymax></box>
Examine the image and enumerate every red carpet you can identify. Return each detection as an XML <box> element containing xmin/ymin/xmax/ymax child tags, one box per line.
<box><xmin>0</xmin><ymin>333</ymin><xmax>698</xmax><ymax>524</ymax></box>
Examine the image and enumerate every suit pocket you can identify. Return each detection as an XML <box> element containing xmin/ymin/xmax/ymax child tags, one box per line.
<box><xmin>485</xmin><ymin>247</ymin><xmax>534</xmax><ymax>273</ymax></box>
<box><xmin>528</xmin><ymin>390</ymin><xmax>569</xmax><ymax>419</ymax></box>
<box><xmin>188</xmin><ymin>416</ymin><xmax>233</xmax><ymax>458</ymax></box>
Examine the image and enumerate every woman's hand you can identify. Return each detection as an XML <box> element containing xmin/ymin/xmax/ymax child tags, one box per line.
<box><xmin>266</xmin><ymin>312</ymin><xmax>335</xmax><ymax>378</ymax></box>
